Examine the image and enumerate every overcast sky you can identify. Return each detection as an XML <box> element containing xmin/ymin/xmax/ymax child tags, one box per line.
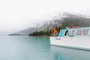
<box><xmin>0</xmin><ymin>0</ymin><xmax>90</xmax><ymax>35</ymax></box>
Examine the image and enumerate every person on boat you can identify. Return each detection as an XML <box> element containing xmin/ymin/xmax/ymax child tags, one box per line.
<box><xmin>71</xmin><ymin>25</ymin><xmax>78</xmax><ymax>29</ymax></box>
<box><xmin>51</xmin><ymin>29</ymin><xmax>59</xmax><ymax>37</ymax></box>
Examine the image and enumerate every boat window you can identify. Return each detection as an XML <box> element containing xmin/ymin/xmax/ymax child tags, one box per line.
<box><xmin>59</xmin><ymin>29</ymin><xmax>67</xmax><ymax>37</ymax></box>
<box><xmin>72</xmin><ymin>30</ymin><xmax>75</xmax><ymax>34</ymax></box>
<box><xmin>68</xmin><ymin>30</ymin><xmax>75</xmax><ymax>35</ymax></box>
<box><xmin>76</xmin><ymin>29</ymin><xmax>82</xmax><ymax>35</ymax></box>
<box><xmin>83</xmin><ymin>29</ymin><xmax>89</xmax><ymax>35</ymax></box>
<box><xmin>69</xmin><ymin>30</ymin><xmax>75</xmax><ymax>34</ymax></box>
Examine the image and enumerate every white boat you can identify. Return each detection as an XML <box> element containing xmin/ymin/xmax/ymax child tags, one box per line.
<box><xmin>50</xmin><ymin>27</ymin><xmax>90</xmax><ymax>50</ymax></box>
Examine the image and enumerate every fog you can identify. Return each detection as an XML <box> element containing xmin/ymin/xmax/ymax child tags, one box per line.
<box><xmin>0</xmin><ymin>0</ymin><xmax>90</xmax><ymax>35</ymax></box>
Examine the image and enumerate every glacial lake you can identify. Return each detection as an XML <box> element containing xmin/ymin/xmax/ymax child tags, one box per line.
<box><xmin>0</xmin><ymin>36</ymin><xmax>90</xmax><ymax>60</ymax></box>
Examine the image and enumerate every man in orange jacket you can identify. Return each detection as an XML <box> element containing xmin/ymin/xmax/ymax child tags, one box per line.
<box><xmin>51</xmin><ymin>29</ymin><xmax>58</xmax><ymax>36</ymax></box>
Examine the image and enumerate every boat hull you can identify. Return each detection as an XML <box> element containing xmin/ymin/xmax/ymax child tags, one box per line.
<box><xmin>50</xmin><ymin>36</ymin><xmax>90</xmax><ymax>50</ymax></box>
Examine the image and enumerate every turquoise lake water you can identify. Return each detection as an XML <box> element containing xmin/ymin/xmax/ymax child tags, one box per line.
<box><xmin>0</xmin><ymin>36</ymin><xmax>90</xmax><ymax>60</ymax></box>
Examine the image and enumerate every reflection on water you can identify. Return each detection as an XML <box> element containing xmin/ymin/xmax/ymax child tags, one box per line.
<box><xmin>51</xmin><ymin>46</ymin><xmax>90</xmax><ymax>60</ymax></box>
<box><xmin>0</xmin><ymin>36</ymin><xmax>90</xmax><ymax>60</ymax></box>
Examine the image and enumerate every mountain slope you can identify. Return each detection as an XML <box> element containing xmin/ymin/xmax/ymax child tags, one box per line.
<box><xmin>9</xmin><ymin>13</ymin><xmax>90</xmax><ymax>36</ymax></box>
